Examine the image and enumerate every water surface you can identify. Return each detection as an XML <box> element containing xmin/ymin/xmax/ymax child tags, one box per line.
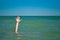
<box><xmin>0</xmin><ymin>16</ymin><xmax>60</xmax><ymax>40</ymax></box>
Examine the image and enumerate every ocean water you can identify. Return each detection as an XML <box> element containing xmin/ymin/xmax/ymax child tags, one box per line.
<box><xmin>0</xmin><ymin>16</ymin><xmax>60</xmax><ymax>40</ymax></box>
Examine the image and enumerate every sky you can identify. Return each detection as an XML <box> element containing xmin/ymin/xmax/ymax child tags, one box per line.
<box><xmin>0</xmin><ymin>0</ymin><xmax>60</xmax><ymax>16</ymax></box>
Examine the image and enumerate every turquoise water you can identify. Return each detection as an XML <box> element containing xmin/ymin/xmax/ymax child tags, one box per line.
<box><xmin>0</xmin><ymin>16</ymin><xmax>60</xmax><ymax>40</ymax></box>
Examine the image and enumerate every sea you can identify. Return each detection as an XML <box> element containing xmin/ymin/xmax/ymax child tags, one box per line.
<box><xmin>0</xmin><ymin>16</ymin><xmax>60</xmax><ymax>40</ymax></box>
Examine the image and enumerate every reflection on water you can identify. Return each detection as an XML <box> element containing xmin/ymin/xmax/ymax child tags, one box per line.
<box><xmin>16</xmin><ymin>32</ymin><xmax>41</xmax><ymax>40</ymax></box>
<box><xmin>16</xmin><ymin>32</ymin><xmax>22</xmax><ymax>40</ymax></box>
<box><xmin>0</xmin><ymin>32</ymin><xmax>41</xmax><ymax>40</ymax></box>
<box><xmin>1</xmin><ymin>32</ymin><xmax>60</xmax><ymax>40</ymax></box>
<box><xmin>0</xmin><ymin>32</ymin><xmax>22</xmax><ymax>40</ymax></box>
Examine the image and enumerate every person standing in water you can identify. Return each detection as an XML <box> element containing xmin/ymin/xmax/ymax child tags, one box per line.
<box><xmin>14</xmin><ymin>16</ymin><xmax>21</xmax><ymax>33</ymax></box>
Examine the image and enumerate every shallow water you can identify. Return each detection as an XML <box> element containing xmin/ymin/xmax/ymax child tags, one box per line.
<box><xmin>0</xmin><ymin>16</ymin><xmax>60</xmax><ymax>40</ymax></box>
